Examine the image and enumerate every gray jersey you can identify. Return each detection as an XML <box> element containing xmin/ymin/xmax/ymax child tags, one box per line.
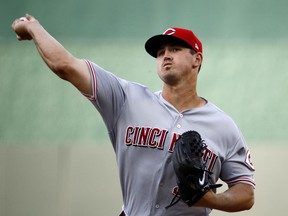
<box><xmin>83</xmin><ymin>60</ymin><xmax>255</xmax><ymax>216</ymax></box>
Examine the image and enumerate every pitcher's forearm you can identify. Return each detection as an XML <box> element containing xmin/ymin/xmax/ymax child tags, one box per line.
<box><xmin>197</xmin><ymin>184</ymin><xmax>254</xmax><ymax>212</ymax></box>
<box><xmin>28</xmin><ymin>22</ymin><xmax>74</xmax><ymax>76</ymax></box>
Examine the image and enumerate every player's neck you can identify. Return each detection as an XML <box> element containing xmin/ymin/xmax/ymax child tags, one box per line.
<box><xmin>162</xmin><ymin>86</ymin><xmax>206</xmax><ymax>112</ymax></box>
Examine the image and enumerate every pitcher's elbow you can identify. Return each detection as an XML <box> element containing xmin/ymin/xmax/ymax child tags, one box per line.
<box><xmin>52</xmin><ymin>61</ymin><xmax>72</xmax><ymax>81</ymax></box>
<box><xmin>244</xmin><ymin>192</ymin><xmax>255</xmax><ymax>210</ymax></box>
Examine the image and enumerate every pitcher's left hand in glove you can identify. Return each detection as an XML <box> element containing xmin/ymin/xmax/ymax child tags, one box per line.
<box><xmin>167</xmin><ymin>130</ymin><xmax>222</xmax><ymax>208</ymax></box>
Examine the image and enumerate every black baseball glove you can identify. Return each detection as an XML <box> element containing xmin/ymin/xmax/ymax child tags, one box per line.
<box><xmin>167</xmin><ymin>130</ymin><xmax>222</xmax><ymax>208</ymax></box>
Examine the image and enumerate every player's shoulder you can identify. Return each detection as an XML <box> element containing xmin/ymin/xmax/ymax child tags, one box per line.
<box><xmin>206</xmin><ymin>101</ymin><xmax>228</xmax><ymax>115</ymax></box>
<box><xmin>205</xmin><ymin>101</ymin><xmax>238</xmax><ymax>127</ymax></box>
<box><xmin>205</xmin><ymin>100</ymin><xmax>228</xmax><ymax>114</ymax></box>
<box><xmin>204</xmin><ymin>101</ymin><xmax>244</xmax><ymax>142</ymax></box>
<box><xmin>127</xmin><ymin>82</ymin><xmax>161</xmax><ymax>100</ymax></box>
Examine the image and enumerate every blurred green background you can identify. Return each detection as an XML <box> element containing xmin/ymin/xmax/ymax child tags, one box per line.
<box><xmin>0</xmin><ymin>0</ymin><xmax>287</xmax><ymax>216</ymax></box>
<box><xmin>1</xmin><ymin>0</ymin><xmax>288</xmax><ymax>143</ymax></box>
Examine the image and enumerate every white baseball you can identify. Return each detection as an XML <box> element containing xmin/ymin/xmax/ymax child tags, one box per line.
<box><xmin>19</xmin><ymin>17</ymin><xmax>28</xmax><ymax>21</ymax></box>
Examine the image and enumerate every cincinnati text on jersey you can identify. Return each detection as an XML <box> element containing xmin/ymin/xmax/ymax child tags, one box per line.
<box><xmin>124</xmin><ymin>126</ymin><xmax>218</xmax><ymax>173</ymax></box>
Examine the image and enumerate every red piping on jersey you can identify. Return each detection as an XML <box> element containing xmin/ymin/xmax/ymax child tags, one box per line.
<box><xmin>83</xmin><ymin>60</ymin><xmax>97</xmax><ymax>101</ymax></box>
<box><xmin>226</xmin><ymin>177</ymin><xmax>256</xmax><ymax>188</ymax></box>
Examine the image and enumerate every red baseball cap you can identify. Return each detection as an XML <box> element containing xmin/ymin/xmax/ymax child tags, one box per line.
<box><xmin>145</xmin><ymin>27</ymin><xmax>202</xmax><ymax>58</ymax></box>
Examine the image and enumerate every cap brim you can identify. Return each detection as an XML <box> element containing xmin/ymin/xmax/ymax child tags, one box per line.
<box><xmin>145</xmin><ymin>34</ymin><xmax>192</xmax><ymax>58</ymax></box>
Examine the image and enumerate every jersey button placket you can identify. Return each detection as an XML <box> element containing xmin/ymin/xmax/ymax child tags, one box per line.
<box><xmin>176</xmin><ymin>113</ymin><xmax>183</xmax><ymax>129</ymax></box>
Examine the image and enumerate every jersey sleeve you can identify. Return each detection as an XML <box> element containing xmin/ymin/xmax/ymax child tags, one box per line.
<box><xmin>82</xmin><ymin>60</ymin><xmax>128</xmax><ymax>131</ymax></box>
<box><xmin>220</xmin><ymin>132</ymin><xmax>256</xmax><ymax>188</ymax></box>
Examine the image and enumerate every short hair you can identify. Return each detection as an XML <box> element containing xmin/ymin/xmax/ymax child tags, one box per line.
<box><xmin>189</xmin><ymin>49</ymin><xmax>202</xmax><ymax>72</ymax></box>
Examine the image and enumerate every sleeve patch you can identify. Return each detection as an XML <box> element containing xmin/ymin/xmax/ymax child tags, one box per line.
<box><xmin>245</xmin><ymin>150</ymin><xmax>255</xmax><ymax>171</ymax></box>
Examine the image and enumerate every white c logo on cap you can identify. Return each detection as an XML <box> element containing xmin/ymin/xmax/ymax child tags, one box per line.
<box><xmin>163</xmin><ymin>28</ymin><xmax>176</xmax><ymax>35</ymax></box>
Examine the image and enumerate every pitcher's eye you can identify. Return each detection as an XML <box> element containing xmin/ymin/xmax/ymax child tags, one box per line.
<box><xmin>172</xmin><ymin>47</ymin><xmax>181</xmax><ymax>52</ymax></box>
<box><xmin>157</xmin><ymin>49</ymin><xmax>164</xmax><ymax>57</ymax></box>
